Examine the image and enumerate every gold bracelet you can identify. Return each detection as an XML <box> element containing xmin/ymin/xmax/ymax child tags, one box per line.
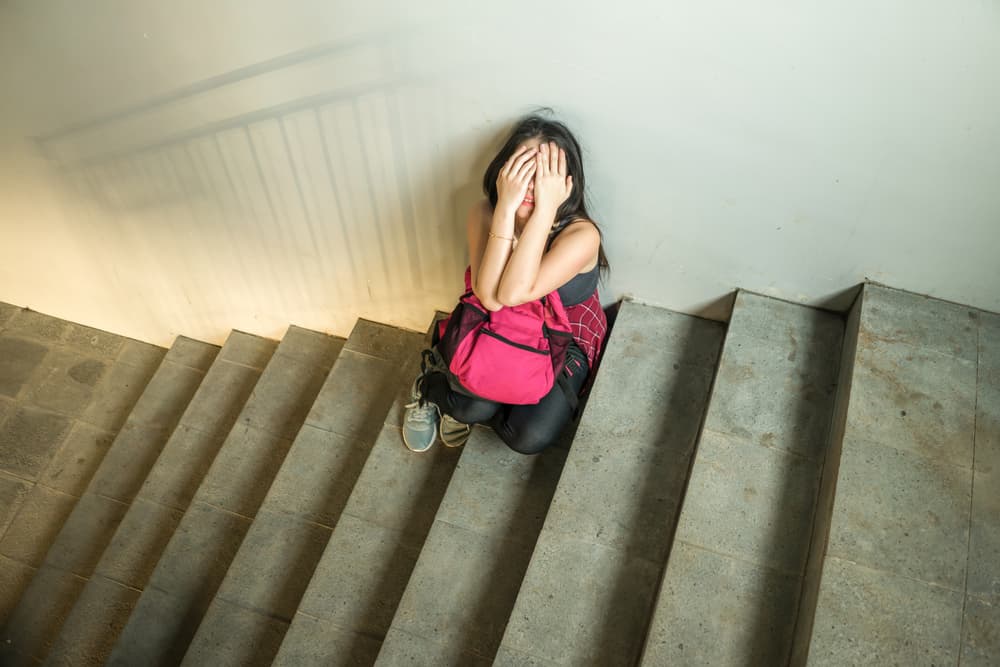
<box><xmin>488</xmin><ymin>231</ymin><xmax>514</xmax><ymax>242</ymax></box>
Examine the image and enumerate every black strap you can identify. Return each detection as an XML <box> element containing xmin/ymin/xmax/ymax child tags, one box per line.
<box><xmin>557</xmin><ymin>373</ymin><xmax>580</xmax><ymax>418</ymax></box>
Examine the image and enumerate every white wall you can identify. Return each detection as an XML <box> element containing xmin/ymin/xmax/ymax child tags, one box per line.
<box><xmin>1</xmin><ymin>0</ymin><xmax>998</xmax><ymax>347</ymax></box>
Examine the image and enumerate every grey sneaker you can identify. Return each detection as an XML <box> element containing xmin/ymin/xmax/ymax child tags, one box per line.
<box><xmin>403</xmin><ymin>377</ymin><xmax>439</xmax><ymax>453</ymax></box>
<box><xmin>439</xmin><ymin>414</ymin><xmax>471</xmax><ymax>448</ymax></box>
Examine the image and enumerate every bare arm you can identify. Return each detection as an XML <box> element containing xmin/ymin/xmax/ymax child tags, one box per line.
<box><xmin>469</xmin><ymin>145</ymin><xmax>537</xmax><ymax>311</ymax></box>
<box><xmin>496</xmin><ymin>215</ymin><xmax>600</xmax><ymax>306</ymax></box>
<box><xmin>497</xmin><ymin>142</ymin><xmax>600</xmax><ymax>305</ymax></box>
<box><xmin>467</xmin><ymin>201</ymin><xmax>515</xmax><ymax>311</ymax></box>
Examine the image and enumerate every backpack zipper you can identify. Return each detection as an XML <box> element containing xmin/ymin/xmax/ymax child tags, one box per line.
<box><xmin>481</xmin><ymin>329</ymin><xmax>550</xmax><ymax>355</ymax></box>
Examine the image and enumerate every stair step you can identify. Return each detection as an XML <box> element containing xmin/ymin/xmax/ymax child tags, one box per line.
<box><xmin>88</xmin><ymin>327</ymin><xmax>336</xmax><ymax>666</ymax></box>
<box><xmin>270</xmin><ymin>330</ymin><xmax>463</xmax><ymax>664</ymax></box>
<box><xmin>40</xmin><ymin>330</ymin><xmax>282</xmax><ymax>665</ymax></box>
<box><xmin>0</xmin><ymin>333</ymin><xmax>216</xmax><ymax>663</ymax></box>
<box><xmin>493</xmin><ymin>300</ymin><xmax>724</xmax><ymax>665</ymax></box>
<box><xmin>376</xmin><ymin>428</ymin><xmax>568</xmax><ymax>664</ymax></box>
<box><xmin>640</xmin><ymin>291</ymin><xmax>844</xmax><ymax>665</ymax></box>
<box><xmin>802</xmin><ymin>285</ymin><xmax>992</xmax><ymax>664</ymax></box>
<box><xmin>181</xmin><ymin>320</ymin><xmax>424</xmax><ymax>666</ymax></box>
<box><xmin>0</xmin><ymin>309</ymin><xmax>168</xmax><ymax>631</ymax></box>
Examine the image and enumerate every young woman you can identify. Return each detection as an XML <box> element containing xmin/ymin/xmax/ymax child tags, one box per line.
<box><xmin>404</xmin><ymin>113</ymin><xmax>610</xmax><ymax>455</ymax></box>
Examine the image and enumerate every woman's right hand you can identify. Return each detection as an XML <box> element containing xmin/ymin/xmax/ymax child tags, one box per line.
<box><xmin>495</xmin><ymin>146</ymin><xmax>537</xmax><ymax>214</ymax></box>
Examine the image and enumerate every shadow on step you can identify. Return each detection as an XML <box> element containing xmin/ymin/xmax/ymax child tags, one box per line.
<box><xmin>342</xmin><ymin>430</ymin><xmax>462</xmax><ymax>660</ymax></box>
<box><xmin>450</xmin><ymin>304</ymin><xmax>621</xmax><ymax>662</ymax></box>
<box><xmin>459</xmin><ymin>442</ymin><xmax>569</xmax><ymax>662</ymax></box>
<box><xmin>586</xmin><ymin>312</ymin><xmax>724</xmax><ymax>663</ymax></box>
<box><xmin>747</xmin><ymin>315</ymin><xmax>845</xmax><ymax>663</ymax></box>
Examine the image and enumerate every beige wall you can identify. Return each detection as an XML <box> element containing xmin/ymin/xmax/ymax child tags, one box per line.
<box><xmin>2</xmin><ymin>1</ymin><xmax>998</xmax><ymax>347</ymax></box>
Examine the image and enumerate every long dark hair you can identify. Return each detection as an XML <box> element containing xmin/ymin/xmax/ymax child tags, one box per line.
<box><xmin>482</xmin><ymin>111</ymin><xmax>610</xmax><ymax>278</ymax></box>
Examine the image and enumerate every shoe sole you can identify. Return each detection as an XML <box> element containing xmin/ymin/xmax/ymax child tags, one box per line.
<box><xmin>439</xmin><ymin>423</ymin><xmax>470</xmax><ymax>448</ymax></box>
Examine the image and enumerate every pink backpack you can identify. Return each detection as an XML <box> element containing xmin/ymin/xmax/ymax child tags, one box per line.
<box><xmin>432</xmin><ymin>267</ymin><xmax>574</xmax><ymax>405</ymax></box>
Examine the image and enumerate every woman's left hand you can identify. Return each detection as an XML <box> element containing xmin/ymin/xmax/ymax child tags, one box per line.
<box><xmin>533</xmin><ymin>141</ymin><xmax>573</xmax><ymax>213</ymax></box>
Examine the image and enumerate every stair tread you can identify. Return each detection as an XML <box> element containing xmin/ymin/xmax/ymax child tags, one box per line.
<box><xmin>269</xmin><ymin>333</ymin><xmax>463</xmax><ymax>663</ymax></box>
<box><xmin>182</xmin><ymin>324</ymin><xmax>423</xmax><ymax>666</ymax></box>
<box><xmin>40</xmin><ymin>330</ymin><xmax>282</xmax><ymax>666</ymax></box>
<box><xmin>641</xmin><ymin>291</ymin><xmax>843</xmax><ymax>665</ymax></box>
<box><xmin>805</xmin><ymin>284</ymin><xmax>993</xmax><ymax>665</ymax></box>
<box><xmin>377</xmin><ymin>427</ymin><xmax>567</xmax><ymax>664</ymax></box>
<box><xmin>0</xmin><ymin>329</ymin><xmax>216</xmax><ymax>663</ymax></box>
<box><xmin>496</xmin><ymin>300</ymin><xmax>725</xmax><ymax>665</ymax></box>
<box><xmin>104</xmin><ymin>323</ymin><xmax>411</xmax><ymax>665</ymax></box>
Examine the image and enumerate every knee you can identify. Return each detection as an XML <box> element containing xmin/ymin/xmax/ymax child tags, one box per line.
<box><xmin>422</xmin><ymin>372</ymin><xmax>499</xmax><ymax>425</ymax></box>
<box><xmin>448</xmin><ymin>400</ymin><xmax>497</xmax><ymax>426</ymax></box>
<box><xmin>500</xmin><ymin>424</ymin><xmax>559</xmax><ymax>456</ymax></box>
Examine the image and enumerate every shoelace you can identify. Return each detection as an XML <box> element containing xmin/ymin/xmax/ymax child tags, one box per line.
<box><xmin>404</xmin><ymin>399</ymin><xmax>438</xmax><ymax>425</ymax></box>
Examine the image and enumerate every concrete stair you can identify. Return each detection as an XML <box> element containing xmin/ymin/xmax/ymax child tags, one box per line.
<box><xmin>182</xmin><ymin>321</ymin><xmax>423</xmax><ymax>665</ymax></box>
<box><xmin>0</xmin><ymin>285</ymin><xmax>997</xmax><ymax>666</ymax></box>
<box><xmin>640</xmin><ymin>292</ymin><xmax>844</xmax><ymax>664</ymax></box>
<box><xmin>269</xmin><ymin>323</ymin><xmax>460</xmax><ymax>665</ymax></box>
<box><xmin>495</xmin><ymin>301</ymin><xmax>725</xmax><ymax>665</ymax></box>
<box><xmin>44</xmin><ymin>328</ymin><xmax>333</xmax><ymax>666</ymax></box>
<box><xmin>799</xmin><ymin>285</ymin><xmax>996</xmax><ymax>665</ymax></box>
<box><xmin>103</xmin><ymin>326</ymin><xmax>342</xmax><ymax>665</ymax></box>
<box><xmin>1</xmin><ymin>319</ymin><xmax>217</xmax><ymax>664</ymax></box>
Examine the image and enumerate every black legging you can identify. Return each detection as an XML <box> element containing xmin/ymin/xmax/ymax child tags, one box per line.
<box><xmin>421</xmin><ymin>343</ymin><xmax>589</xmax><ymax>455</ymax></box>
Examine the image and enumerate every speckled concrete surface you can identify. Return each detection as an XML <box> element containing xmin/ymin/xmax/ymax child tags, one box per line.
<box><xmin>499</xmin><ymin>301</ymin><xmax>724</xmax><ymax>666</ymax></box>
<box><xmin>0</xmin><ymin>305</ymin><xmax>172</xmax><ymax>663</ymax></box>
<box><xmin>807</xmin><ymin>285</ymin><xmax>998</xmax><ymax>666</ymax></box>
<box><xmin>643</xmin><ymin>291</ymin><xmax>843</xmax><ymax>666</ymax></box>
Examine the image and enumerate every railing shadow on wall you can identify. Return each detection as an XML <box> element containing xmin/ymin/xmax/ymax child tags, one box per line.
<box><xmin>34</xmin><ymin>33</ymin><xmax>495</xmax><ymax>339</ymax></box>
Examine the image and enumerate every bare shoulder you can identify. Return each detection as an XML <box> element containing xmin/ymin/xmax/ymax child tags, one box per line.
<box><xmin>551</xmin><ymin>218</ymin><xmax>601</xmax><ymax>246</ymax></box>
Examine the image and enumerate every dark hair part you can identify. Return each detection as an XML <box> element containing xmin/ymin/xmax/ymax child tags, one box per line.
<box><xmin>482</xmin><ymin>111</ymin><xmax>610</xmax><ymax>278</ymax></box>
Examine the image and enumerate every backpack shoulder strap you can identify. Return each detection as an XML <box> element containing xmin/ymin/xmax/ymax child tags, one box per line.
<box><xmin>557</xmin><ymin>373</ymin><xmax>580</xmax><ymax>418</ymax></box>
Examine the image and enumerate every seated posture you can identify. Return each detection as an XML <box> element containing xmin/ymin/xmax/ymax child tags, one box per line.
<box><xmin>404</xmin><ymin>113</ymin><xmax>610</xmax><ymax>455</ymax></box>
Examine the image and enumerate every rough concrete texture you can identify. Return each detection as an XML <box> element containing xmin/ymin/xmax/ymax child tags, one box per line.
<box><xmin>0</xmin><ymin>473</ymin><xmax>32</xmax><ymax>538</ymax></box>
<box><xmin>806</xmin><ymin>284</ymin><xmax>996</xmax><ymax>665</ymax></box>
<box><xmin>105</xmin><ymin>502</ymin><xmax>251</xmax><ymax>666</ymax></box>
<box><xmin>3</xmin><ymin>293</ymin><xmax>996</xmax><ymax>664</ymax></box>
<box><xmin>495</xmin><ymin>301</ymin><xmax>723</xmax><ymax>666</ymax></box>
<box><xmin>978</xmin><ymin>312</ymin><xmax>1000</xmax><ymax>476</ymax></box>
<box><xmin>789</xmin><ymin>294</ymin><xmax>863</xmax><ymax>666</ymax></box>
<box><xmin>377</xmin><ymin>428</ymin><xmax>566</xmax><ymax>663</ymax></box>
<box><xmin>850</xmin><ymin>335</ymin><xmax>976</xmax><ymax>468</ymax></box>
<box><xmin>808</xmin><ymin>557</ymin><xmax>964</xmax><ymax>665</ymax></box>
<box><xmin>0</xmin><ymin>310</ymin><xmax>208</xmax><ymax>665</ymax></box>
<box><xmin>188</xmin><ymin>324</ymin><xmax>420</xmax><ymax>666</ymax></box>
<box><xmin>181</xmin><ymin>596</ymin><xmax>289</xmax><ymax>667</ymax></box>
<box><xmin>641</xmin><ymin>541</ymin><xmax>801</xmax><ymax>665</ymax></box>
<box><xmin>959</xmin><ymin>311</ymin><xmax>1000</xmax><ymax>666</ymax></box>
<box><xmin>0</xmin><ymin>554</ymin><xmax>34</xmax><ymax>625</ymax></box>
<box><xmin>43</xmin><ymin>493</ymin><xmax>130</xmax><ymax>577</ymax></box>
<box><xmin>273</xmin><ymin>421</ymin><xmax>460</xmax><ymax>663</ymax></box>
<box><xmin>37</xmin><ymin>422</ymin><xmax>116</xmax><ymax>497</ymax></box>
<box><xmin>672</xmin><ymin>429</ymin><xmax>822</xmax><ymax>574</ymax></box>
<box><xmin>642</xmin><ymin>292</ymin><xmax>842</xmax><ymax>666</ymax></box>
<box><xmin>0</xmin><ymin>562</ymin><xmax>86</xmax><ymax>663</ymax></box>
<box><xmin>961</xmin><ymin>594</ymin><xmax>1000</xmax><ymax>666</ymax></box>
<box><xmin>43</xmin><ymin>573</ymin><xmax>142</xmax><ymax>667</ymax></box>
<box><xmin>0</xmin><ymin>406</ymin><xmax>73</xmax><ymax>480</ymax></box>
<box><xmin>305</xmin><ymin>349</ymin><xmax>400</xmax><ymax>440</ymax></box>
<box><xmin>51</xmin><ymin>328</ymin><xmax>337</xmax><ymax>666</ymax></box>
<box><xmin>93</xmin><ymin>498</ymin><xmax>185</xmax><ymax>588</ymax></box>
<box><xmin>0</xmin><ymin>302</ymin><xmax>19</xmax><ymax>330</ymax></box>
<box><xmin>826</xmin><ymin>435</ymin><xmax>971</xmax><ymax>589</ymax></box>
<box><xmin>0</xmin><ymin>484</ymin><xmax>78</xmax><ymax>567</ymax></box>
<box><xmin>968</xmin><ymin>470</ymin><xmax>1000</xmax><ymax>600</ymax></box>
